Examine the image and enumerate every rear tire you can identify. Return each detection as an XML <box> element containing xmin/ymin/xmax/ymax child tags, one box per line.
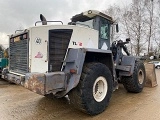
<box><xmin>68</xmin><ymin>62</ymin><xmax>113</xmax><ymax>115</ymax></box>
<box><xmin>122</xmin><ymin>61</ymin><xmax>146</xmax><ymax>93</ymax></box>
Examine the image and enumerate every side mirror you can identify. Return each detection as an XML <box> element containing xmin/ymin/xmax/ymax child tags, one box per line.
<box><xmin>116</xmin><ymin>24</ymin><xmax>119</xmax><ymax>33</ymax></box>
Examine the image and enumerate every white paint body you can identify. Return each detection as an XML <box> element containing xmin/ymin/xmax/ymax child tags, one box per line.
<box><xmin>25</xmin><ymin>25</ymin><xmax>99</xmax><ymax>73</ymax></box>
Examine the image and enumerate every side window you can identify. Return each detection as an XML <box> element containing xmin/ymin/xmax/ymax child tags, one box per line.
<box><xmin>100</xmin><ymin>18</ymin><xmax>109</xmax><ymax>40</ymax></box>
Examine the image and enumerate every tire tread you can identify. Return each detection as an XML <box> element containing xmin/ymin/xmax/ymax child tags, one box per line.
<box><xmin>69</xmin><ymin>62</ymin><xmax>113</xmax><ymax>115</ymax></box>
<box><xmin>122</xmin><ymin>61</ymin><xmax>146</xmax><ymax>93</ymax></box>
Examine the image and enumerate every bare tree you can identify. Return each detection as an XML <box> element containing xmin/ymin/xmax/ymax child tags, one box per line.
<box><xmin>104</xmin><ymin>0</ymin><xmax>159</xmax><ymax>56</ymax></box>
<box><xmin>155</xmin><ymin>0</ymin><xmax>160</xmax><ymax>57</ymax></box>
<box><xmin>144</xmin><ymin>0</ymin><xmax>156</xmax><ymax>55</ymax></box>
<box><xmin>120</xmin><ymin>0</ymin><xmax>148</xmax><ymax>56</ymax></box>
<box><xmin>103</xmin><ymin>5</ymin><xmax>121</xmax><ymax>41</ymax></box>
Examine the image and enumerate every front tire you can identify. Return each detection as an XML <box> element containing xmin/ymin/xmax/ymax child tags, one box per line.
<box><xmin>122</xmin><ymin>61</ymin><xmax>146</xmax><ymax>93</ymax></box>
<box><xmin>68</xmin><ymin>62</ymin><xmax>113</xmax><ymax>115</ymax></box>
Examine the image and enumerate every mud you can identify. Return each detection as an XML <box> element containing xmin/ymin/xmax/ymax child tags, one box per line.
<box><xmin>0</xmin><ymin>70</ymin><xmax>160</xmax><ymax>120</ymax></box>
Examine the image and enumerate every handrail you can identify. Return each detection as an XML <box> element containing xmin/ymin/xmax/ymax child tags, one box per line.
<box><xmin>15</xmin><ymin>30</ymin><xmax>23</xmax><ymax>34</ymax></box>
<box><xmin>68</xmin><ymin>22</ymin><xmax>90</xmax><ymax>28</ymax></box>
<box><xmin>35</xmin><ymin>21</ymin><xmax>63</xmax><ymax>26</ymax></box>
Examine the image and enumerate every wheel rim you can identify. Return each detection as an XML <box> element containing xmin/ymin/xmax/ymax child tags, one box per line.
<box><xmin>157</xmin><ymin>66</ymin><xmax>160</xmax><ymax>69</ymax></box>
<box><xmin>93</xmin><ymin>76</ymin><xmax>108</xmax><ymax>102</ymax></box>
<box><xmin>138</xmin><ymin>70</ymin><xmax>144</xmax><ymax>84</ymax></box>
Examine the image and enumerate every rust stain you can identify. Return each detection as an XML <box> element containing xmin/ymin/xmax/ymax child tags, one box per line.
<box><xmin>24</xmin><ymin>74</ymin><xmax>45</xmax><ymax>95</ymax></box>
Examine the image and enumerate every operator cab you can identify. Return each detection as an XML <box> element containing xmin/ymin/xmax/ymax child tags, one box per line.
<box><xmin>70</xmin><ymin>10</ymin><xmax>114</xmax><ymax>50</ymax></box>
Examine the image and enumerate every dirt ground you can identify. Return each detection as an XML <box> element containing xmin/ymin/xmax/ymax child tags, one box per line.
<box><xmin>0</xmin><ymin>70</ymin><xmax>160</xmax><ymax>120</ymax></box>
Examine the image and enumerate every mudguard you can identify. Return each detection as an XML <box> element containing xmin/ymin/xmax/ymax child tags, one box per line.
<box><xmin>118</xmin><ymin>56</ymin><xmax>136</xmax><ymax>76</ymax></box>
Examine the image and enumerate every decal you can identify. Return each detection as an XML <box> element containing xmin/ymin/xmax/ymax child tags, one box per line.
<box><xmin>101</xmin><ymin>42</ymin><xmax>108</xmax><ymax>50</ymax></box>
<box><xmin>79</xmin><ymin>42</ymin><xmax>82</xmax><ymax>46</ymax></box>
<box><xmin>72</xmin><ymin>41</ymin><xmax>82</xmax><ymax>46</ymax></box>
<box><xmin>35</xmin><ymin>52</ymin><xmax>43</xmax><ymax>58</ymax></box>
<box><xmin>72</xmin><ymin>41</ymin><xmax>77</xmax><ymax>45</ymax></box>
<box><xmin>35</xmin><ymin>37</ymin><xmax>41</xmax><ymax>44</ymax></box>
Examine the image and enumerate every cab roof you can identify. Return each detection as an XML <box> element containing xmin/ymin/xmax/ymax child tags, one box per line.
<box><xmin>71</xmin><ymin>10</ymin><xmax>113</xmax><ymax>23</ymax></box>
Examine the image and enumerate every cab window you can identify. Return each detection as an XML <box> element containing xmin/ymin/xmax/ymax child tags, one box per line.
<box><xmin>100</xmin><ymin>18</ymin><xmax>110</xmax><ymax>40</ymax></box>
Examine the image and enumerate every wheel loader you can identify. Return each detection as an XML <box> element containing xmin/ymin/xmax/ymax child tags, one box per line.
<box><xmin>2</xmin><ymin>10</ymin><xmax>157</xmax><ymax>115</ymax></box>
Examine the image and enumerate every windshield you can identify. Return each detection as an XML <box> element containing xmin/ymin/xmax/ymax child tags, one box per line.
<box><xmin>76</xmin><ymin>19</ymin><xmax>94</xmax><ymax>28</ymax></box>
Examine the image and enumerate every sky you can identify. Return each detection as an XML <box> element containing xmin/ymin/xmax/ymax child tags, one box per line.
<box><xmin>0</xmin><ymin>0</ymin><xmax>131</xmax><ymax>48</ymax></box>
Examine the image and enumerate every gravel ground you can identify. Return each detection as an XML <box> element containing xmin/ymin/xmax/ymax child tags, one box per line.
<box><xmin>0</xmin><ymin>69</ymin><xmax>160</xmax><ymax>120</ymax></box>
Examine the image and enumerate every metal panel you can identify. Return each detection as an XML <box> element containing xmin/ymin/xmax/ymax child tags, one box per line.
<box><xmin>24</xmin><ymin>73</ymin><xmax>45</xmax><ymax>95</ymax></box>
<box><xmin>45</xmin><ymin>72</ymin><xmax>66</xmax><ymax>94</ymax></box>
<box><xmin>119</xmin><ymin>56</ymin><xmax>136</xmax><ymax>76</ymax></box>
<box><xmin>24</xmin><ymin>72</ymin><xmax>66</xmax><ymax>95</ymax></box>
<box><xmin>116</xmin><ymin>65</ymin><xmax>131</xmax><ymax>72</ymax></box>
<box><xmin>9</xmin><ymin>37</ymin><xmax>29</xmax><ymax>74</ymax></box>
<box><xmin>49</xmin><ymin>29</ymin><xmax>72</xmax><ymax>72</ymax></box>
<box><xmin>7</xmin><ymin>73</ymin><xmax>25</xmax><ymax>84</ymax></box>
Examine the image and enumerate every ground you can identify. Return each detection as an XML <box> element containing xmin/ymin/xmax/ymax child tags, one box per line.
<box><xmin>0</xmin><ymin>70</ymin><xmax>160</xmax><ymax>120</ymax></box>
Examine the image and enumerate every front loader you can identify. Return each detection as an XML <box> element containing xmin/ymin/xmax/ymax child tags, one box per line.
<box><xmin>2</xmin><ymin>10</ymin><xmax>157</xmax><ymax>115</ymax></box>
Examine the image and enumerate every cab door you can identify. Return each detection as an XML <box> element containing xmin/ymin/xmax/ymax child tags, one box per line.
<box><xmin>99</xmin><ymin>17</ymin><xmax>111</xmax><ymax>50</ymax></box>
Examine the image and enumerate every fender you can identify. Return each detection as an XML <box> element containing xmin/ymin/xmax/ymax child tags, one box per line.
<box><xmin>56</xmin><ymin>48</ymin><xmax>115</xmax><ymax>97</ymax></box>
<box><xmin>117</xmin><ymin>56</ymin><xmax>136</xmax><ymax>76</ymax></box>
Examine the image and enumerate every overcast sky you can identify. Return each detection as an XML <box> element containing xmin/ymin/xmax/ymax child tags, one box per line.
<box><xmin>0</xmin><ymin>0</ymin><xmax>131</xmax><ymax>48</ymax></box>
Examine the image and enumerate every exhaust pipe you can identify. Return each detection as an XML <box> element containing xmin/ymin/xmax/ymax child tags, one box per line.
<box><xmin>40</xmin><ymin>14</ymin><xmax>47</xmax><ymax>25</ymax></box>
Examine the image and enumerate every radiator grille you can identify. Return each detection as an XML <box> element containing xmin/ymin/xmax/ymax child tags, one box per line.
<box><xmin>9</xmin><ymin>37</ymin><xmax>29</xmax><ymax>74</ymax></box>
<box><xmin>49</xmin><ymin>29</ymin><xmax>72</xmax><ymax>72</ymax></box>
